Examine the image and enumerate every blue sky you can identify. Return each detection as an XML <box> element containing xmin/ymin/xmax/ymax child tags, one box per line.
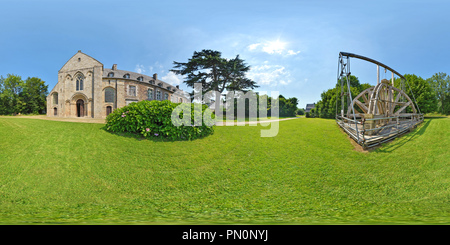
<box><xmin>1</xmin><ymin>0</ymin><xmax>450</xmax><ymax>108</ymax></box>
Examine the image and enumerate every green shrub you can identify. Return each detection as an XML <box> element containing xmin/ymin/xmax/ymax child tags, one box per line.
<box><xmin>296</xmin><ymin>108</ymin><xmax>305</xmax><ymax>116</ymax></box>
<box><xmin>105</xmin><ymin>100</ymin><xmax>215</xmax><ymax>140</ymax></box>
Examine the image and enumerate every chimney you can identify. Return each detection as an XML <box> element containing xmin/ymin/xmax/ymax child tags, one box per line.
<box><xmin>153</xmin><ymin>73</ymin><xmax>158</xmax><ymax>80</ymax></box>
<box><xmin>112</xmin><ymin>64</ymin><xmax>117</xmax><ymax>70</ymax></box>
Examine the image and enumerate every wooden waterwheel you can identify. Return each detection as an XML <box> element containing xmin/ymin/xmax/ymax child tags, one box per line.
<box><xmin>337</xmin><ymin>52</ymin><xmax>424</xmax><ymax>148</ymax></box>
<box><xmin>347</xmin><ymin>79</ymin><xmax>417</xmax><ymax>118</ymax></box>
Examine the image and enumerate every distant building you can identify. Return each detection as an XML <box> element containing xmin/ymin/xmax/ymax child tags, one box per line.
<box><xmin>305</xmin><ymin>103</ymin><xmax>316</xmax><ymax>113</ymax></box>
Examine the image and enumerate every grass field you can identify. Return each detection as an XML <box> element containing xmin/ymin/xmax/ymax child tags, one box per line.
<box><xmin>0</xmin><ymin>116</ymin><xmax>449</xmax><ymax>224</ymax></box>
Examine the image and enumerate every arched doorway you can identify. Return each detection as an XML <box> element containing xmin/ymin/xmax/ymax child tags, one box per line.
<box><xmin>76</xmin><ymin>99</ymin><xmax>84</xmax><ymax>117</ymax></box>
<box><xmin>106</xmin><ymin>106</ymin><xmax>112</xmax><ymax>116</ymax></box>
<box><xmin>54</xmin><ymin>107</ymin><xmax>57</xmax><ymax>116</ymax></box>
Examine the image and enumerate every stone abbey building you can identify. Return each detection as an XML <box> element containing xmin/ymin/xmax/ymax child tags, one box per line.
<box><xmin>47</xmin><ymin>51</ymin><xmax>189</xmax><ymax>119</ymax></box>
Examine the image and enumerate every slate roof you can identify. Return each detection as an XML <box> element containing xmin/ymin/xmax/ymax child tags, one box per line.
<box><xmin>103</xmin><ymin>68</ymin><xmax>177</xmax><ymax>93</ymax></box>
<box><xmin>305</xmin><ymin>103</ymin><xmax>316</xmax><ymax>113</ymax></box>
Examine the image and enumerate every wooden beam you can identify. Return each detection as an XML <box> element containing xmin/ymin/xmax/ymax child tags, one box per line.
<box><xmin>394</xmin><ymin>101</ymin><xmax>411</xmax><ymax>115</ymax></box>
<box><xmin>355</xmin><ymin>100</ymin><xmax>368</xmax><ymax>113</ymax></box>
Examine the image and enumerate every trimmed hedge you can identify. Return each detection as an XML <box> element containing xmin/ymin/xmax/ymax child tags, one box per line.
<box><xmin>105</xmin><ymin>100</ymin><xmax>215</xmax><ymax>140</ymax></box>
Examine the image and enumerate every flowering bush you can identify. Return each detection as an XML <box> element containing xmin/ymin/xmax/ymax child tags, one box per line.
<box><xmin>105</xmin><ymin>100</ymin><xmax>215</xmax><ymax>140</ymax></box>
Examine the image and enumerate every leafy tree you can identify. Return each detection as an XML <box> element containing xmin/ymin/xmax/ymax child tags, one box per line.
<box><xmin>223</xmin><ymin>93</ymin><xmax>297</xmax><ymax>118</ymax></box>
<box><xmin>427</xmin><ymin>72</ymin><xmax>450</xmax><ymax>115</ymax></box>
<box><xmin>0</xmin><ymin>76</ymin><xmax>5</xmax><ymax>115</ymax></box>
<box><xmin>21</xmin><ymin>77</ymin><xmax>49</xmax><ymax>114</ymax></box>
<box><xmin>170</xmin><ymin>49</ymin><xmax>258</xmax><ymax>99</ymax></box>
<box><xmin>296</xmin><ymin>108</ymin><xmax>305</xmax><ymax>115</ymax></box>
<box><xmin>277</xmin><ymin>95</ymin><xmax>298</xmax><ymax>117</ymax></box>
<box><xmin>315</xmin><ymin>87</ymin><xmax>338</xmax><ymax>118</ymax></box>
<box><xmin>0</xmin><ymin>74</ymin><xmax>48</xmax><ymax>115</ymax></box>
<box><xmin>1</xmin><ymin>74</ymin><xmax>23</xmax><ymax>114</ymax></box>
<box><xmin>395</xmin><ymin>74</ymin><xmax>437</xmax><ymax>114</ymax></box>
<box><xmin>314</xmin><ymin>75</ymin><xmax>370</xmax><ymax>119</ymax></box>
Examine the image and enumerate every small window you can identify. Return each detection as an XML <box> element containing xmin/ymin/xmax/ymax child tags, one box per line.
<box><xmin>164</xmin><ymin>93</ymin><xmax>169</xmax><ymax>100</ymax></box>
<box><xmin>78</xmin><ymin>58</ymin><xmax>81</xmax><ymax>62</ymax></box>
<box><xmin>123</xmin><ymin>74</ymin><xmax>130</xmax><ymax>79</ymax></box>
<box><xmin>129</xmin><ymin>85</ymin><xmax>136</xmax><ymax>97</ymax></box>
<box><xmin>158</xmin><ymin>83</ymin><xmax>162</xmax><ymax>87</ymax></box>
<box><xmin>105</xmin><ymin>88</ymin><xmax>115</xmax><ymax>103</ymax></box>
<box><xmin>54</xmin><ymin>107</ymin><xmax>58</xmax><ymax>116</ymax></box>
<box><xmin>167</xmin><ymin>86</ymin><xmax>171</xmax><ymax>90</ymax></box>
<box><xmin>108</xmin><ymin>72</ymin><xmax>114</xmax><ymax>77</ymax></box>
<box><xmin>137</xmin><ymin>76</ymin><xmax>143</xmax><ymax>82</ymax></box>
<box><xmin>156</xmin><ymin>90</ymin><xmax>161</xmax><ymax>100</ymax></box>
<box><xmin>148</xmin><ymin>88</ymin><xmax>153</xmax><ymax>100</ymax></box>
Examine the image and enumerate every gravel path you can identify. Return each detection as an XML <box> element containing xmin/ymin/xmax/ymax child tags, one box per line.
<box><xmin>215</xmin><ymin>117</ymin><xmax>300</xmax><ymax>126</ymax></box>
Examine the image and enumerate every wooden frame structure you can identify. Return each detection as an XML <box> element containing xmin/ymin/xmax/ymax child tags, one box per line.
<box><xmin>336</xmin><ymin>52</ymin><xmax>424</xmax><ymax>148</ymax></box>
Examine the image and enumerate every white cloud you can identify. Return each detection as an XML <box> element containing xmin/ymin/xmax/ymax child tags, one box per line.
<box><xmin>248</xmin><ymin>43</ymin><xmax>261</xmax><ymax>51</ymax></box>
<box><xmin>135</xmin><ymin>64</ymin><xmax>146</xmax><ymax>74</ymax></box>
<box><xmin>247</xmin><ymin>40</ymin><xmax>299</xmax><ymax>56</ymax></box>
<box><xmin>161</xmin><ymin>71</ymin><xmax>183</xmax><ymax>86</ymax></box>
<box><xmin>287</xmin><ymin>50</ymin><xmax>301</xmax><ymax>55</ymax></box>
<box><xmin>247</xmin><ymin>64</ymin><xmax>291</xmax><ymax>86</ymax></box>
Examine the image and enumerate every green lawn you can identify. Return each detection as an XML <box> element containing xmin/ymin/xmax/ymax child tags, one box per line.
<box><xmin>0</xmin><ymin>116</ymin><xmax>449</xmax><ymax>224</ymax></box>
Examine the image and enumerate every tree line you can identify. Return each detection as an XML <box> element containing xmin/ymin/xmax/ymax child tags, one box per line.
<box><xmin>310</xmin><ymin>72</ymin><xmax>450</xmax><ymax>118</ymax></box>
<box><xmin>222</xmin><ymin>93</ymin><xmax>299</xmax><ymax>118</ymax></box>
<box><xmin>0</xmin><ymin>74</ymin><xmax>48</xmax><ymax>115</ymax></box>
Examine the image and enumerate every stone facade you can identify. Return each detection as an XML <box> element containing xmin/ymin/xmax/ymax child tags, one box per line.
<box><xmin>47</xmin><ymin>51</ymin><xmax>189</xmax><ymax>119</ymax></box>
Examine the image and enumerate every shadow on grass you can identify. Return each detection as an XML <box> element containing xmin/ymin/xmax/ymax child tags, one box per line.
<box><xmin>375</xmin><ymin>119</ymin><xmax>432</xmax><ymax>153</ymax></box>
<box><xmin>424</xmin><ymin>116</ymin><xmax>447</xmax><ymax>119</ymax></box>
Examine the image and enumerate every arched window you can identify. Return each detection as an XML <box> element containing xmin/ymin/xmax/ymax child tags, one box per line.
<box><xmin>108</xmin><ymin>72</ymin><xmax>114</xmax><ymax>77</ymax></box>
<box><xmin>137</xmin><ymin>76</ymin><xmax>143</xmax><ymax>82</ymax></box>
<box><xmin>179</xmin><ymin>98</ymin><xmax>183</xmax><ymax>103</ymax></box>
<box><xmin>123</xmin><ymin>74</ymin><xmax>130</xmax><ymax>79</ymax></box>
<box><xmin>76</xmin><ymin>73</ymin><xmax>84</xmax><ymax>91</ymax></box>
<box><xmin>105</xmin><ymin>88</ymin><xmax>115</xmax><ymax>103</ymax></box>
<box><xmin>148</xmin><ymin>88</ymin><xmax>153</xmax><ymax>100</ymax></box>
<box><xmin>52</xmin><ymin>92</ymin><xmax>58</xmax><ymax>105</ymax></box>
<box><xmin>54</xmin><ymin>107</ymin><xmax>58</xmax><ymax>116</ymax></box>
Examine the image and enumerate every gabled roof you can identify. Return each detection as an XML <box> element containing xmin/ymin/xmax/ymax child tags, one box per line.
<box><xmin>59</xmin><ymin>50</ymin><xmax>103</xmax><ymax>72</ymax></box>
